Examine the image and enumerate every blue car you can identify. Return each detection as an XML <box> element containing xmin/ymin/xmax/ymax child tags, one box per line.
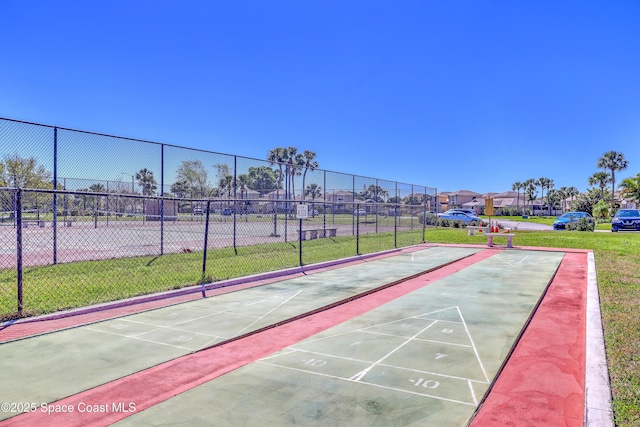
<box><xmin>611</xmin><ymin>209</ymin><xmax>640</xmax><ymax>232</ymax></box>
<box><xmin>437</xmin><ymin>211</ymin><xmax>482</xmax><ymax>225</ymax></box>
<box><xmin>553</xmin><ymin>211</ymin><xmax>593</xmax><ymax>230</ymax></box>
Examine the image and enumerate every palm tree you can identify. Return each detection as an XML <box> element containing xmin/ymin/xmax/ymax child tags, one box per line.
<box><xmin>588</xmin><ymin>171</ymin><xmax>612</xmax><ymax>200</ymax></box>
<box><xmin>511</xmin><ymin>181</ymin><xmax>523</xmax><ymax>214</ymax></box>
<box><xmin>267</xmin><ymin>147</ymin><xmax>289</xmax><ymax>209</ymax></box>
<box><xmin>535</xmin><ymin>177</ymin><xmax>553</xmax><ymax>215</ymax></box>
<box><xmin>300</xmin><ymin>150</ymin><xmax>318</xmax><ymax>201</ymax></box>
<box><xmin>236</xmin><ymin>174</ymin><xmax>250</xmax><ymax>199</ymax></box>
<box><xmin>532</xmin><ymin>178</ymin><xmax>541</xmax><ymax>216</ymax></box>
<box><xmin>267</xmin><ymin>147</ymin><xmax>292</xmax><ymax>235</ymax></box>
<box><xmin>305</xmin><ymin>183</ymin><xmax>322</xmax><ymax>215</ymax></box>
<box><xmin>565</xmin><ymin>186</ymin><xmax>579</xmax><ymax>212</ymax></box>
<box><xmin>537</xmin><ymin>178</ymin><xmax>551</xmax><ymax>216</ymax></box>
<box><xmin>558</xmin><ymin>187</ymin><xmax>568</xmax><ymax>213</ymax></box>
<box><xmin>219</xmin><ymin>175</ymin><xmax>234</xmax><ymax>198</ymax></box>
<box><xmin>287</xmin><ymin>147</ymin><xmax>303</xmax><ymax>201</ymax></box>
<box><xmin>524</xmin><ymin>179</ymin><xmax>537</xmax><ymax>215</ymax></box>
<box><xmin>597</xmin><ymin>151</ymin><xmax>629</xmax><ymax>208</ymax></box>
<box><xmin>619</xmin><ymin>173</ymin><xmax>640</xmax><ymax>206</ymax></box>
<box><xmin>543</xmin><ymin>178</ymin><xmax>554</xmax><ymax>215</ymax></box>
<box><xmin>135</xmin><ymin>168</ymin><xmax>157</xmax><ymax>196</ymax></box>
<box><xmin>546</xmin><ymin>189</ymin><xmax>563</xmax><ymax>215</ymax></box>
<box><xmin>236</xmin><ymin>174</ymin><xmax>251</xmax><ymax>217</ymax></box>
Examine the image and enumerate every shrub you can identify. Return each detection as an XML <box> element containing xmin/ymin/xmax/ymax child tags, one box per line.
<box><xmin>501</xmin><ymin>206</ymin><xmax>520</xmax><ymax>216</ymax></box>
<box><xmin>566</xmin><ymin>217</ymin><xmax>595</xmax><ymax>231</ymax></box>
<box><xmin>418</xmin><ymin>213</ymin><xmax>438</xmax><ymax>225</ymax></box>
<box><xmin>592</xmin><ymin>200</ymin><xmax>609</xmax><ymax>220</ymax></box>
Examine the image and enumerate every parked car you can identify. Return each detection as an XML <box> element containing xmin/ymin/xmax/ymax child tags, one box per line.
<box><xmin>353</xmin><ymin>209</ymin><xmax>367</xmax><ymax>216</ymax></box>
<box><xmin>192</xmin><ymin>206</ymin><xmax>203</xmax><ymax>215</ymax></box>
<box><xmin>611</xmin><ymin>209</ymin><xmax>640</xmax><ymax>232</ymax></box>
<box><xmin>442</xmin><ymin>209</ymin><xmax>477</xmax><ymax>216</ymax></box>
<box><xmin>437</xmin><ymin>211</ymin><xmax>482</xmax><ymax>225</ymax></box>
<box><xmin>386</xmin><ymin>207</ymin><xmax>400</xmax><ymax>216</ymax></box>
<box><xmin>552</xmin><ymin>211</ymin><xmax>594</xmax><ymax>230</ymax></box>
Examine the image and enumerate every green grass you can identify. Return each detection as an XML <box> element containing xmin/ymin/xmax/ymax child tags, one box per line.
<box><xmin>0</xmin><ymin>226</ymin><xmax>637</xmax><ymax>425</ymax></box>
<box><xmin>0</xmin><ymin>230</ymin><xmax>425</xmax><ymax>320</ymax></box>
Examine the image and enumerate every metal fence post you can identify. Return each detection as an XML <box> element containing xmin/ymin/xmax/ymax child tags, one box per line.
<box><xmin>323</xmin><ymin>171</ymin><xmax>327</xmax><ymax>234</ymax></box>
<box><xmin>16</xmin><ymin>189</ymin><xmax>23</xmax><ymax>316</ymax></box>
<box><xmin>298</xmin><ymin>209</ymin><xmax>303</xmax><ymax>266</ymax></box>
<box><xmin>160</xmin><ymin>145</ymin><xmax>165</xmax><ymax>255</ymax></box>
<box><xmin>352</xmin><ymin>175</ymin><xmax>355</xmax><ymax>236</ymax></box>
<box><xmin>233</xmin><ymin>157</ymin><xmax>238</xmax><ymax>254</ymax></box>
<box><xmin>422</xmin><ymin>202</ymin><xmax>427</xmax><ymax>243</ymax></box>
<box><xmin>284</xmin><ymin>164</ymin><xmax>289</xmax><ymax>243</ymax></box>
<box><xmin>202</xmin><ymin>200</ymin><xmax>211</xmax><ymax>285</ymax></box>
<box><xmin>356</xmin><ymin>203</ymin><xmax>360</xmax><ymax>255</ymax></box>
<box><xmin>394</xmin><ymin>183</ymin><xmax>398</xmax><ymax>248</ymax></box>
<box><xmin>375</xmin><ymin>179</ymin><xmax>379</xmax><ymax>234</ymax></box>
<box><xmin>53</xmin><ymin>127</ymin><xmax>58</xmax><ymax>264</ymax></box>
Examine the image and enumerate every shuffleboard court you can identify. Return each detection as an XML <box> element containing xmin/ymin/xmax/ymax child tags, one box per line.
<box><xmin>113</xmin><ymin>250</ymin><xmax>564</xmax><ymax>426</ymax></box>
<box><xmin>0</xmin><ymin>246</ymin><xmax>480</xmax><ymax>422</ymax></box>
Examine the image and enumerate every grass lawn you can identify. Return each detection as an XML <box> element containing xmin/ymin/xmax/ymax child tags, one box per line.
<box><xmin>0</xmin><ymin>227</ymin><xmax>637</xmax><ymax>425</ymax></box>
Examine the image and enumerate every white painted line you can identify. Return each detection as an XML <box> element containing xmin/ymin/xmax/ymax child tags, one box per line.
<box><xmin>85</xmin><ymin>326</ymin><xmax>194</xmax><ymax>351</ymax></box>
<box><xmin>259</xmin><ymin>350</ymin><xmax>297</xmax><ymax>361</ymax></box>
<box><xmin>493</xmin><ymin>255</ymin><xmax>516</xmax><ymax>266</ymax></box>
<box><xmin>268</xmin><ymin>346</ymin><xmax>490</xmax><ymax>385</ymax></box>
<box><xmin>160</xmin><ymin>327</ymin><xmax>221</xmax><ymax>338</ymax></box>
<box><xmin>359</xmin><ymin>330</ymin><xmax>473</xmax><ymax>348</ymax></box>
<box><xmin>258</xmin><ymin>361</ymin><xmax>476</xmax><ymax>406</ymax></box>
<box><xmin>468</xmin><ymin>380</ymin><xmax>478</xmax><ymax>405</ymax></box>
<box><xmin>410</xmin><ymin>252</ymin><xmax>435</xmax><ymax>262</ymax></box>
<box><xmin>231</xmin><ymin>290</ymin><xmax>303</xmax><ymax>336</ymax></box>
<box><xmin>584</xmin><ymin>251</ymin><xmax>614</xmax><ymax>426</ymax></box>
<box><xmin>375</xmin><ymin>362</ymin><xmax>491</xmax><ymax>385</ymax></box>
<box><xmin>517</xmin><ymin>255</ymin><xmax>530</xmax><ymax>264</ymax></box>
<box><xmin>348</xmin><ymin>320</ymin><xmax>438</xmax><ymax>382</ymax></box>
<box><xmin>456</xmin><ymin>306</ymin><xmax>490</xmax><ymax>383</ymax></box>
<box><xmin>284</xmin><ymin>347</ymin><xmax>381</xmax><ymax>365</ymax></box>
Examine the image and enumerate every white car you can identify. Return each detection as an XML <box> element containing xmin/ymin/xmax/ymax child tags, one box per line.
<box><xmin>437</xmin><ymin>211</ymin><xmax>482</xmax><ymax>225</ymax></box>
<box><xmin>441</xmin><ymin>209</ymin><xmax>476</xmax><ymax>216</ymax></box>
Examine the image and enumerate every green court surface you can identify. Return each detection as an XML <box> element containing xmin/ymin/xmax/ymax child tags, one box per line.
<box><xmin>116</xmin><ymin>250</ymin><xmax>564</xmax><ymax>426</ymax></box>
<box><xmin>0</xmin><ymin>246</ymin><xmax>484</xmax><ymax>422</ymax></box>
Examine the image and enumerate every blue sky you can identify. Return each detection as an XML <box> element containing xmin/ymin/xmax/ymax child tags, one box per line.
<box><xmin>2</xmin><ymin>1</ymin><xmax>639</xmax><ymax>194</ymax></box>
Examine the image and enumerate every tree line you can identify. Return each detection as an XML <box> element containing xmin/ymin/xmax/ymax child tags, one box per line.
<box><xmin>510</xmin><ymin>150</ymin><xmax>640</xmax><ymax>218</ymax></box>
<box><xmin>3</xmin><ymin>148</ymin><xmax>639</xmax><ymax>217</ymax></box>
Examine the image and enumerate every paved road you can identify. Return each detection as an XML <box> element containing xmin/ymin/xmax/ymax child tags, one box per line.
<box><xmin>494</xmin><ymin>219</ymin><xmax>553</xmax><ymax>231</ymax></box>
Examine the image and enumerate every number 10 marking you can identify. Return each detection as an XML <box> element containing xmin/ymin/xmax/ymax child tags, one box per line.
<box><xmin>410</xmin><ymin>378</ymin><xmax>440</xmax><ymax>389</ymax></box>
<box><xmin>304</xmin><ymin>358</ymin><xmax>326</xmax><ymax>367</ymax></box>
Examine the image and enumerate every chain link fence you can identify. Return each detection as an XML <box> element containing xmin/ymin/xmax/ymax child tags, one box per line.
<box><xmin>1</xmin><ymin>117</ymin><xmax>437</xmax><ymax>320</ymax></box>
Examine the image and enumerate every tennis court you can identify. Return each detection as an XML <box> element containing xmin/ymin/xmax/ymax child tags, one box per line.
<box><xmin>0</xmin><ymin>244</ymin><xmax>606</xmax><ymax>426</ymax></box>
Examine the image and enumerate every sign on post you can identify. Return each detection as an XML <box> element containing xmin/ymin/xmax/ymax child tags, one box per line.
<box><xmin>296</xmin><ymin>203</ymin><xmax>308</xmax><ymax>219</ymax></box>
<box><xmin>485</xmin><ymin>197</ymin><xmax>494</xmax><ymax>216</ymax></box>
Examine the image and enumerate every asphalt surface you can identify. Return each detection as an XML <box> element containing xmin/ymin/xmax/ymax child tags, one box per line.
<box><xmin>493</xmin><ymin>219</ymin><xmax>553</xmax><ymax>231</ymax></box>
